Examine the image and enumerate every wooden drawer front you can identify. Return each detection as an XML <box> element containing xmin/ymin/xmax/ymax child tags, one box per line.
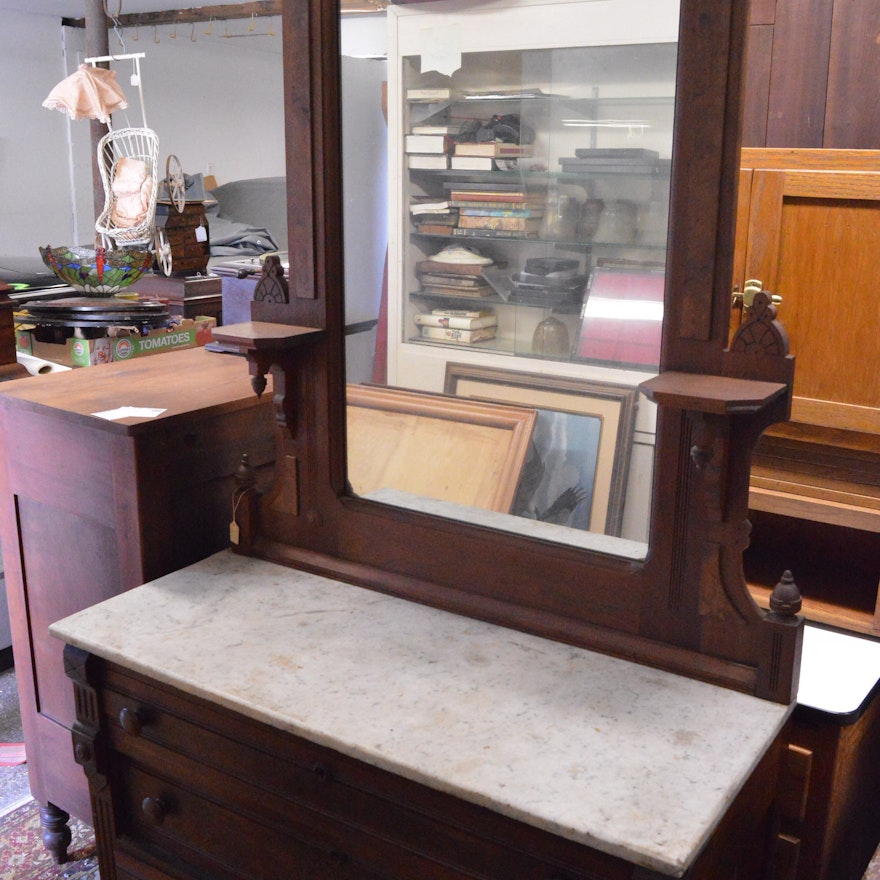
<box><xmin>100</xmin><ymin>668</ymin><xmax>629</xmax><ymax>880</ymax></box>
<box><xmin>161</xmin><ymin>402</ymin><xmax>275</xmax><ymax>488</ymax></box>
<box><xmin>114</xmin><ymin>758</ymin><xmax>391</xmax><ymax>880</ymax></box>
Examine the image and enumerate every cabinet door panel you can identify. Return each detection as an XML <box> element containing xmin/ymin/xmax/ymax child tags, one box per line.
<box><xmin>741</xmin><ymin>163</ymin><xmax>880</xmax><ymax>423</ymax></box>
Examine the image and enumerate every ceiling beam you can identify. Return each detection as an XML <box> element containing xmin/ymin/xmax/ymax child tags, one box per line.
<box><xmin>63</xmin><ymin>0</ymin><xmax>386</xmax><ymax>28</ymax></box>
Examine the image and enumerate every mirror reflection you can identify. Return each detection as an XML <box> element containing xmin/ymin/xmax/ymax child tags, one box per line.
<box><xmin>343</xmin><ymin>0</ymin><xmax>681</xmax><ymax>555</ymax></box>
<box><xmin>60</xmin><ymin>4</ymin><xmax>675</xmax><ymax>560</ymax></box>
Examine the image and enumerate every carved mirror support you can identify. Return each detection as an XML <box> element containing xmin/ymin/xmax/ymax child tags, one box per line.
<box><xmin>211</xmin><ymin>0</ymin><xmax>804</xmax><ymax>703</ymax></box>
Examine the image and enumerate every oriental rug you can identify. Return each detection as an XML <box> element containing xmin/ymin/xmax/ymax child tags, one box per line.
<box><xmin>0</xmin><ymin>798</ymin><xmax>99</xmax><ymax>879</ymax></box>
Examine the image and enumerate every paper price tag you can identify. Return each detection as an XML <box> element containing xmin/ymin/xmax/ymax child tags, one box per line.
<box><xmin>229</xmin><ymin>521</ymin><xmax>240</xmax><ymax>545</ymax></box>
<box><xmin>195</xmin><ymin>224</ymin><xmax>208</xmax><ymax>242</ymax></box>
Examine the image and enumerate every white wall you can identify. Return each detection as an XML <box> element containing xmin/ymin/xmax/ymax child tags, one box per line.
<box><xmin>1</xmin><ymin>12</ymin><xmax>387</xmax><ymax>255</ymax></box>
<box><xmin>0</xmin><ymin>11</ymin><xmax>80</xmax><ymax>255</ymax></box>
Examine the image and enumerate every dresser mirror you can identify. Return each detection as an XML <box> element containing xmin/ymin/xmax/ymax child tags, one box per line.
<box><xmin>341</xmin><ymin>0</ymin><xmax>680</xmax><ymax>552</ymax></box>
<box><xmin>221</xmin><ymin>0</ymin><xmax>802</xmax><ymax>703</ymax></box>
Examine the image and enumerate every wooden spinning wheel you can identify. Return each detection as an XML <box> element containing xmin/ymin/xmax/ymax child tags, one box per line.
<box><xmin>165</xmin><ymin>154</ymin><xmax>187</xmax><ymax>213</ymax></box>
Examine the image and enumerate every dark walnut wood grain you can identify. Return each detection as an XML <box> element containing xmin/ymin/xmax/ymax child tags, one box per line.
<box><xmin>0</xmin><ymin>347</ymin><xmax>275</xmax><ymax>860</ymax></box>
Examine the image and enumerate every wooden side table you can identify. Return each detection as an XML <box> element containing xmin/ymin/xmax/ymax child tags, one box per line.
<box><xmin>0</xmin><ymin>347</ymin><xmax>273</xmax><ymax>861</ymax></box>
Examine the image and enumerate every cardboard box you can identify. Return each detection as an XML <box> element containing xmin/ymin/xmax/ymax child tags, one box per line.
<box><xmin>69</xmin><ymin>337</ymin><xmax>115</xmax><ymax>367</ymax></box>
<box><xmin>15</xmin><ymin>329</ymin><xmax>75</xmax><ymax>366</ymax></box>
<box><xmin>16</xmin><ymin>317</ymin><xmax>216</xmax><ymax>368</ymax></box>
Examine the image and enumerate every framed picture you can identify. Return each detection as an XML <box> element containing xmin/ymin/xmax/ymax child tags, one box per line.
<box><xmin>574</xmin><ymin>266</ymin><xmax>665</xmax><ymax>370</ymax></box>
<box><xmin>347</xmin><ymin>383</ymin><xmax>536</xmax><ymax>513</ymax></box>
<box><xmin>444</xmin><ymin>365</ymin><xmax>638</xmax><ymax>535</ymax></box>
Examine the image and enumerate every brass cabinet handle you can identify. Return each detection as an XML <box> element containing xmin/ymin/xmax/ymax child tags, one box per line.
<box><xmin>743</xmin><ymin>278</ymin><xmax>764</xmax><ymax>308</ymax></box>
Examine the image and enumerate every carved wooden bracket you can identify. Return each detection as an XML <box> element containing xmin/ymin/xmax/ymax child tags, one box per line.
<box><xmin>63</xmin><ymin>644</ymin><xmax>118</xmax><ymax>874</ymax></box>
<box><xmin>253</xmin><ymin>255</ymin><xmax>290</xmax><ymax>305</ymax></box>
<box><xmin>641</xmin><ymin>370</ymin><xmax>802</xmax><ymax>701</ymax></box>
<box><xmin>639</xmin><ymin>290</ymin><xmax>803</xmax><ymax>702</ymax></box>
<box><xmin>729</xmin><ymin>290</ymin><xmax>790</xmax><ymax>357</ymax></box>
<box><xmin>210</xmin><ymin>321</ymin><xmax>324</xmax><ymax>428</ymax></box>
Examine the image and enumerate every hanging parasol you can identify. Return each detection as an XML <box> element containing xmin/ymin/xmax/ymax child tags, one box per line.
<box><xmin>42</xmin><ymin>64</ymin><xmax>129</xmax><ymax>124</ymax></box>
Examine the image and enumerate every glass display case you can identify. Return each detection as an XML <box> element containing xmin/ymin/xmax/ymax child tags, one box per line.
<box><xmin>386</xmin><ymin>0</ymin><xmax>680</xmax><ymax>392</ymax></box>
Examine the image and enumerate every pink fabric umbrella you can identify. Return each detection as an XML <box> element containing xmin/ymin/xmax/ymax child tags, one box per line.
<box><xmin>42</xmin><ymin>64</ymin><xmax>128</xmax><ymax>123</ymax></box>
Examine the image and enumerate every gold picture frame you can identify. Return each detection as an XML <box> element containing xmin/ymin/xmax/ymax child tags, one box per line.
<box><xmin>443</xmin><ymin>365</ymin><xmax>638</xmax><ymax>535</ymax></box>
<box><xmin>346</xmin><ymin>383</ymin><xmax>536</xmax><ymax>513</ymax></box>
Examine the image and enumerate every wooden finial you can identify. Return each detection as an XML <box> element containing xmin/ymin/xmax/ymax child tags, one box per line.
<box><xmin>769</xmin><ymin>569</ymin><xmax>802</xmax><ymax>617</ymax></box>
<box><xmin>234</xmin><ymin>453</ymin><xmax>257</xmax><ymax>490</ymax></box>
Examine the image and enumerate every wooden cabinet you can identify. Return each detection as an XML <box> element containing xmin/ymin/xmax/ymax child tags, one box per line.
<box><xmin>386</xmin><ymin>0</ymin><xmax>676</xmax><ymax>391</ymax></box>
<box><xmin>743</xmin><ymin>0</ymin><xmax>880</xmax><ymax>149</ymax></box>
<box><xmin>735</xmin><ymin>148</ymin><xmax>880</xmax><ymax>635</ymax></box>
<box><xmin>0</xmin><ymin>280</ymin><xmax>28</xmax><ymax>382</ymax></box>
<box><xmin>785</xmin><ymin>697</ymin><xmax>880</xmax><ymax>880</ymax></box>
<box><xmin>0</xmin><ymin>347</ymin><xmax>274</xmax><ymax>859</ymax></box>
<box><xmin>63</xmin><ymin>646</ymin><xmax>787</xmax><ymax>880</ymax></box>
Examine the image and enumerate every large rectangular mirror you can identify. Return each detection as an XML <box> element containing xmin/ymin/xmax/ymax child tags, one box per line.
<box><xmin>342</xmin><ymin>0</ymin><xmax>679</xmax><ymax>555</ymax></box>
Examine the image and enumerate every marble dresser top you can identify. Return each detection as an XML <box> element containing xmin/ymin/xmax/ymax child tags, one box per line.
<box><xmin>51</xmin><ymin>550</ymin><xmax>792</xmax><ymax>877</ymax></box>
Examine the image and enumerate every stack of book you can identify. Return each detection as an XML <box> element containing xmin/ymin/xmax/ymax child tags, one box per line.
<box><xmin>405</xmin><ymin>122</ymin><xmax>459</xmax><ymax>171</ymax></box>
<box><xmin>447</xmin><ymin>183</ymin><xmax>545</xmax><ymax>239</ymax></box>
<box><xmin>415</xmin><ymin>256</ymin><xmax>494</xmax><ymax>298</ymax></box>
<box><xmin>413</xmin><ymin>307</ymin><xmax>498</xmax><ymax>345</ymax></box>
<box><xmin>406</xmin><ymin>131</ymin><xmax>454</xmax><ymax>170</ymax></box>
<box><xmin>409</xmin><ymin>198</ymin><xmax>458</xmax><ymax>236</ymax></box>
<box><xmin>450</xmin><ymin>141</ymin><xmax>534</xmax><ymax>171</ymax></box>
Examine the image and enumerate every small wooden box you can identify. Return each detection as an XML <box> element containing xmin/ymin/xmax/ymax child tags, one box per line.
<box><xmin>155</xmin><ymin>202</ymin><xmax>210</xmax><ymax>275</ymax></box>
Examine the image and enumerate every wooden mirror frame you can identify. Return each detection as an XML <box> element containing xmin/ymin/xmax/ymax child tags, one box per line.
<box><xmin>214</xmin><ymin>0</ymin><xmax>804</xmax><ymax>703</ymax></box>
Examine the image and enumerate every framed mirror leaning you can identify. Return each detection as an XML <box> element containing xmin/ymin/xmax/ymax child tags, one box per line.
<box><xmin>218</xmin><ymin>0</ymin><xmax>802</xmax><ymax>703</ymax></box>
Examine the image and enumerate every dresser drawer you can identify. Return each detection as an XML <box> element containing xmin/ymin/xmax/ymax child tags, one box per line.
<box><xmin>113</xmin><ymin>758</ymin><xmax>390</xmax><ymax>880</ymax></box>
<box><xmin>98</xmin><ymin>666</ymin><xmax>630</xmax><ymax>880</ymax></box>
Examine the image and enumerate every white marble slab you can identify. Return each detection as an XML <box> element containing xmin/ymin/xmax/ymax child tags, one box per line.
<box><xmin>50</xmin><ymin>551</ymin><xmax>791</xmax><ymax>877</ymax></box>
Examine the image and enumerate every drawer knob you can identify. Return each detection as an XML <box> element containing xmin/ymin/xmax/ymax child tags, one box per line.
<box><xmin>142</xmin><ymin>796</ymin><xmax>167</xmax><ymax>826</ymax></box>
<box><xmin>312</xmin><ymin>762</ymin><xmax>333</xmax><ymax>783</ymax></box>
<box><xmin>119</xmin><ymin>707</ymin><xmax>144</xmax><ymax>736</ymax></box>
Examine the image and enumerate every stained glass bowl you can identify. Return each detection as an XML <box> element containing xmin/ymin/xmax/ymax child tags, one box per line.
<box><xmin>39</xmin><ymin>245</ymin><xmax>153</xmax><ymax>296</ymax></box>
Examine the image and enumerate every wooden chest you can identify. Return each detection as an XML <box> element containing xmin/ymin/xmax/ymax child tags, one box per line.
<box><xmin>0</xmin><ymin>348</ymin><xmax>275</xmax><ymax>853</ymax></box>
<box><xmin>155</xmin><ymin>202</ymin><xmax>210</xmax><ymax>275</ymax></box>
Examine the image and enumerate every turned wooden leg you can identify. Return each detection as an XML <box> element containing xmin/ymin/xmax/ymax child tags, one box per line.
<box><xmin>39</xmin><ymin>802</ymin><xmax>72</xmax><ymax>864</ymax></box>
